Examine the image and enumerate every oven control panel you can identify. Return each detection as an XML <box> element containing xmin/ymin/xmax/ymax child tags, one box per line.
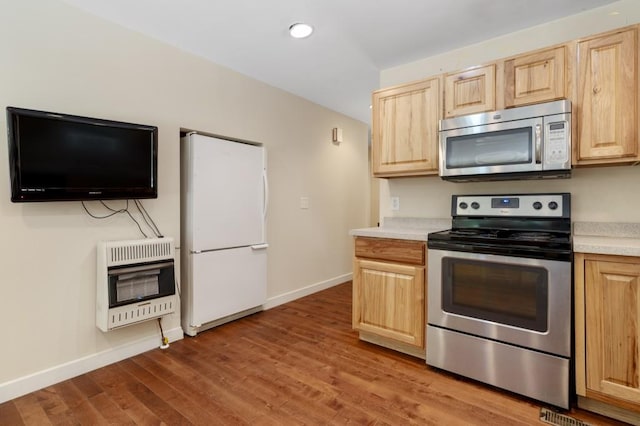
<box><xmin>453</xmin><ymin>193</ymin><xmax>569</xmax><ymax>217</ymax></box>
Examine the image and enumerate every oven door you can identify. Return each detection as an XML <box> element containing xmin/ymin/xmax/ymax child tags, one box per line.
<box><xmin>428</xmin><ymin>249</ymin><xmax>571</xmax><ymax>357</ymax></box>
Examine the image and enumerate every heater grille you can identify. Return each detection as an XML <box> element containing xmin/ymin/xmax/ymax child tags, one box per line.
<box><xmin>108</xmin><ymin>296</ymin><xmax>175</xmax><ymax>329</ymax></box>
<box><xmin>97</xmin><ymin>237</ymin><xmax>176</xmax><ymax>332</ymax></box>
<box><xmin>106</xmin><ymin>239</ymin><xmax>173</xmax><ymax>266</ymax></box>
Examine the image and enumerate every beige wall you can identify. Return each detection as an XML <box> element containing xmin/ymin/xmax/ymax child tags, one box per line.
<box><xmin>377</xmin><ymin>0</ymin><xmax>640</xmax><ymax>224</ymax></box>
<box><xmin>0</xmin><ymin>0</ymin><xmax>369</xmax><ymax>392</ymax></box>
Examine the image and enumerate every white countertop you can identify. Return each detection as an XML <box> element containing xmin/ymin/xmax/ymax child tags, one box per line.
<box><xmin>351</xmin><ymin>220</ymin><xmax>640</xmax><ymax>256</ymax></box>
<box><xmin>573</xmin><ymin>235</ymin><xmax>640</xmax><ymax>257</ymax></box>
<box><xmin>349</xmin><ymin>217</ymin><xmax>450</xmax><ymax>242</ymax></box>
<box><xmin>573</xmin><ymin>222</ymin><xmax>640</xmax><ymax>256</ymax></box>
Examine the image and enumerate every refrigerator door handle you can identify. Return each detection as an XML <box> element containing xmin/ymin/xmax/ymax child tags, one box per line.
<box><xmin>250</xmin><ymin>244</ymin><xmax>269</xmax><ymax>250</ymax></box>
<box><xmin>262</xmin><ymin>169</ymin><xmax>269</xmax><ymax>219</ymax></box>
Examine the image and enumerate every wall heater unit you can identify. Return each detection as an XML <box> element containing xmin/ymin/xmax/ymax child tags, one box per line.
<box><xmin>97</xmin><ymin>237</ymin><xmax>177</xmax><ymax>331</ymax></box>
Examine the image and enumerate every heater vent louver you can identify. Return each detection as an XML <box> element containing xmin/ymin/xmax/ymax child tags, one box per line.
<box><xmin>97</xmin><ymin>238</ymin><xmax>176</xmax><ymax>332</ymax></box>
<box><xmin>108</xmin><ymin>296</ymin><xmax>175</xmax><ymax>329</ymax></box>
<box><xmin>106</xmin><ymin>239</ymin><xmax>173</xmax><ymax>267</ymax></box>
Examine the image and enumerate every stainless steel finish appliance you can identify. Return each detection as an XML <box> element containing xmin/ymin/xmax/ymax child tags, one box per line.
<box><xmin>439</xmin><ymin>100</ymin><xmax>571</xmax><ymax>181</ymax></box>
<box><xmin>426</xmin><ymin>193</ymin><xmax>572</xmax><ymax>409</ymax></box>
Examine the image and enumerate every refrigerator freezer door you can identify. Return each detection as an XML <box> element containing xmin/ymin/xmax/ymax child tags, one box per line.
<box><xmin>190</xmin><ymin>246</ymin><xmax>267</xmax><ymax>327</ymax></box>
<box><xmin>189</xmin><ymin>134</ymin><xmax>265</xmax><ymax>252</ymax></box>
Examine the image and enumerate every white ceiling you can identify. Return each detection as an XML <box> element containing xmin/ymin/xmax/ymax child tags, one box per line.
<box><xmin>62</xmin><ymin>0</ymin><xmax>617</xmax><ymax>123</ymax></box>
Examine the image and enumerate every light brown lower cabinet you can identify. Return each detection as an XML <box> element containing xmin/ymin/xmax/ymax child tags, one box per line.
<box><xmin>575</xmin><ymin>252</ymin><xmax>640</xmax><ymax>424</ymax></box>
<box><xmin>352</xmin><ymin>237</ymin><xmax>426</xmax><ymax>358</ymax></box>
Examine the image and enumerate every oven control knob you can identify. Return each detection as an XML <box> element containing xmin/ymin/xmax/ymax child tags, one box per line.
<box><xmin>471</xmin><ymin>202</ymin><xmax>480</xmax><ymax>209</ymax></box>
<box><xmin>533</xmin><ymin>201</ymin><xmax>543</xmax><ymax>210</ymax></box>
<box><xmin>459</xmin><ymin>202</ymin><xmax>468</xmax><ymax>209</ymax></box>
<box><xmin>548</xmin><ymin>201</ymin><xmax>559</xmax><ymax>210</ymax></box>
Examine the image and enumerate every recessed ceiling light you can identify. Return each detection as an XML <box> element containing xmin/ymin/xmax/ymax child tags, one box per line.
<box><xmin>289</xmin><ymin>23</ymin><xmax>313</xmax><ymax>39</ymax></box>
<box><xmin>609</xmin><ymin>11</ymin><xmax>620</xmax><ymax>15</ymax></box>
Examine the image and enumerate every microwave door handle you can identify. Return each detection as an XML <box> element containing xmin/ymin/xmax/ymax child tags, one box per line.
<box><xmin>535</xmin><ymin>124</ymin><xmax>542</xmax><ymax>164</ymax></box>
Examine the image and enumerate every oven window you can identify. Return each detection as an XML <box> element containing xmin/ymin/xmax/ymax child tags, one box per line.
<box><xmin>442</xmin><ymin>257</ymin><xmax>548</xmax><ymax>332</ymax></box>
<box><xmin>445</xmin><ymin>127</ymin><xmax>532</xmax><ymax>169</ymax></box>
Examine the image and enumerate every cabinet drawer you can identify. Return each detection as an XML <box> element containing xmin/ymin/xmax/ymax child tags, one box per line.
<box><xmin>354</xmin><ymin>237</ymin><xmax>425</xmax><ymax>265</ymax></box>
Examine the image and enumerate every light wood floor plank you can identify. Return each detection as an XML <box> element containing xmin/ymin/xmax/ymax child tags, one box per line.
<box><xmin>0</xmin><ymin>282</ymin><xmax>626</xmax><ymax>425</ymax></box>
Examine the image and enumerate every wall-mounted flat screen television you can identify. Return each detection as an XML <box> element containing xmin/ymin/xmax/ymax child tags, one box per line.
<box><xmin>7</xmin><ymin>107</ymin><xmax>158</xmax><ymax>202</ymax></box>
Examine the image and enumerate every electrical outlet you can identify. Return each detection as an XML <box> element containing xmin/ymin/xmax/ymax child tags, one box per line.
<box><xmin>300</xmin><ymin>196</ymin><xmax>310</xmax><ymax>209</ymax></box>
<box><xmin>391</xmin><ymin>197</ymin><xmax>400</xmax><ymax>211</ymax></box>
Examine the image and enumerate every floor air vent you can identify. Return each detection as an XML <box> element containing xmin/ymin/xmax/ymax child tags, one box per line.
<box><xmin>540</xmin><ymin>408</ymin><xmax>591</xmax><ymax>426</ymax></box>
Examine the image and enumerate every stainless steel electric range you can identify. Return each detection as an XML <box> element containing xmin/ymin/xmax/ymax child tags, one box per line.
<box><xmin>426</xmin><ymin>193</ymin><xmax>572</xmax><ymax>409</ymax></box>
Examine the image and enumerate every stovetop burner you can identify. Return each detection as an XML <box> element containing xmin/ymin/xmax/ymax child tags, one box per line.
<box><xmin>449</xmin><ymin>229</ymin><xmax>492</xmax><ymax>237</ymax></box>
<box><xmin>434</xmin><ymin>228</ymin><xmax>570</xmax><ymax>244</ymax></box>
<box><xmin>510</xmin><ymin>231</ymin><xmax>555</xmax><ymax>241</ymax></box>
<box><xmin>427</xmin><ymin>193</ymin><xmax>572</xmax><ymax>261</ymax></box>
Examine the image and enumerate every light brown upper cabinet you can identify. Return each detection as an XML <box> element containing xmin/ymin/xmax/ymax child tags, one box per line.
<box><xmin>371</xmin><ymin>77</ymin><xmax>441</xmax><ymax>177</ymax></box>
<box><xmin>504</xmin><ymin>46</ymin><xmax>567</xmax><ymax>108</ymax></box>
<box><xmin>444</xmin><ymin>64</ymin><xmax>496</xmax><ymax>117</ymax></box>
<box><xmin>574</xmin><ymin>27</ymin><xmax>639</xmax><ymax>166</ymax></box>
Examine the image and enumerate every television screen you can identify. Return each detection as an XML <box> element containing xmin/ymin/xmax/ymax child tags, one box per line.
<box><xmin>7</xmin><ymin>107</ymin><xmax>158</xmax><ymax>202</ymax></box>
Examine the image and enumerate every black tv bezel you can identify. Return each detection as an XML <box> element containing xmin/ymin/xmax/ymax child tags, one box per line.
<box><xmin>7</xmin><ymin>107</ymin><xmax>158</xmax><ymax>202</ymax></box>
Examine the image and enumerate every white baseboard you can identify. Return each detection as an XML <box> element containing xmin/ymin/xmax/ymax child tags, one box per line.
<box><xmin>0</xmin><ymin>274</ymin><xmax>352</xmax><ymax>404</ymax></box>
<box><xmin>263</xmin><ymin>273</ymin><xmax>352</xmax><ymax>310</ymax></box>
<box><xmin>0</xmin><ymin>326</ymin><xmax>183</xmax><ymax>404</ymax></box>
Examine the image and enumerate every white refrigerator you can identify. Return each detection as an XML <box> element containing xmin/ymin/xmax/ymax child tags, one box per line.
<box><xmin>180</xmin><ymin>133</ymin><xmax>268</xmax><ymax>336</ymax></box>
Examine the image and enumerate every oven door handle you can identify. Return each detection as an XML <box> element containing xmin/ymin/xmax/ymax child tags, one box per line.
<box><xmin>535</xmin><ymin>124</ymin><xmax>542</xmax><ymax>164</ymax></box>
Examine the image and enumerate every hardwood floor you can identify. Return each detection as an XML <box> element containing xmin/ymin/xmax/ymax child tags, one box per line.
<box><xmin>0</xmin><ymin>282</ymin><xmax>627</xmax><ymax>425</ymax></box>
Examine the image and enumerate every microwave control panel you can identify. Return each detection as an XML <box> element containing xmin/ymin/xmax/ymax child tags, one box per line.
<box><xmin>545</xmin><ymin>121</ymin><xmax>569</xmax><ymax>163</ymax></box>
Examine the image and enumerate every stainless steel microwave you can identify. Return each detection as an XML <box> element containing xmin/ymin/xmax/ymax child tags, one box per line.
<box><xmin>439</xmin><ymin>100</ymin><xmax>571</xmax><ymax>181</ymax></box>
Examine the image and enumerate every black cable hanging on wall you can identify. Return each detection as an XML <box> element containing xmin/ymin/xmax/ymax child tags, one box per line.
<box><xmin>81</xmin><ymin>199</ymin><xmax>163</xmax><ymax>239</ymax></box>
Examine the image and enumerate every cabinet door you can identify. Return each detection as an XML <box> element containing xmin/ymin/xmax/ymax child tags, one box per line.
<box><xmin>372</xmin><ymin>77</ymin><xmax>440</xmax><ymax>177</ymax></box>
<box><xmin>504</xmin><ymin>46</ymin><xmax>566</xmax><ymax>107</ymax></box>
<box><xmin>444</xmin><ymin>64</ymin><xmax>495</xmax><ymax>117</ymax></box>
<box><xmin>575</xmin><ymin>28</ymin><xmax>639</xmax><ymax>165</ymax></box>
<box><xmin>584</xmin><ymin>258</ymin><xmax>640</xmax><ymax>408</ymax></box>
<box><xmin>353</xmin><ymin>259</ymin><xmax>425</xmax><ymax>348</ymax></box>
